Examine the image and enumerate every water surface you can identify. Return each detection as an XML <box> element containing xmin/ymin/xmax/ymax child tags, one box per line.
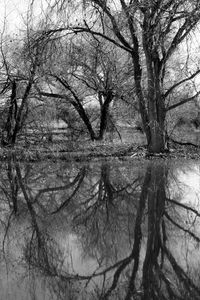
<box><xmin>0</xmin><ymin>157</ymin><xmax>200</xmax><ymax>299</ymax></box>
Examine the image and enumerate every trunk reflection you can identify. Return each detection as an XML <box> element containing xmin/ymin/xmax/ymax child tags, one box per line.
<box><xmin>0</xmin><ymin>159</ymin><xmax>200</xmax><ymax>299</ymax></box>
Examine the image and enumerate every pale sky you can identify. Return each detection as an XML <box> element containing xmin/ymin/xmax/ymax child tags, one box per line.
<box><xmin>0</xmin><ymin>0</ymin><xmax>47</xmax><ymax>34</ymax></box>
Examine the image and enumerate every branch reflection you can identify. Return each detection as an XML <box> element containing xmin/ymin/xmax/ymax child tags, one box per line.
<box><xmin>0</xmin><ymin>158</ymin><xmax>200</xmax><ymax>299</ymax></box>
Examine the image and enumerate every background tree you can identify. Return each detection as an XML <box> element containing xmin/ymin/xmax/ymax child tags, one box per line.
<box><xmin>0</xmin><ymin>30</ymin><xmax>45</xmax><ymax>146</ymax></box>
<box><xmin>36</xmin><ymin>32</ymin><xmax>134</xmax><ymax>141</ymax></box>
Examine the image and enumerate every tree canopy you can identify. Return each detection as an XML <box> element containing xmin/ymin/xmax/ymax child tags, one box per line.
<box><xmin>37</xmin><ymin>0</ymin><xmax>200</xmax><ymax>152</ymax></box>
<box><xmin>1</xmin><ymin>0</ymin><xmax>200</xmax><ymax>152</ymax></box>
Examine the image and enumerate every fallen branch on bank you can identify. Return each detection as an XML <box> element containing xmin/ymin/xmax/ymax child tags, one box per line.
<box><xmin>169</xmin><ymin>137</ymin><xmax>199</xmax><ymax>148</ymax></box>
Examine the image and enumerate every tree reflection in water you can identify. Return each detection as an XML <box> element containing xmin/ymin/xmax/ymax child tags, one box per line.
<box><xmin>0</xmin><ymin>157</ymin><xmax>200</xmax><ymax>299</ymax></box>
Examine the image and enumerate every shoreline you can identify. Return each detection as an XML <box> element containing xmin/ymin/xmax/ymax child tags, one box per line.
<box><xmin>0</xmin><ymin>140</ymin><xmax>200</xmax><ymax>161</ymax></box>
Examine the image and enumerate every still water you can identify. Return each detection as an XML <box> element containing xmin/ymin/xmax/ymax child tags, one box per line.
<box><xmin>0</xmin><ymin>157</ymin><xmax>200</xmax><ymax>300</ymax></box>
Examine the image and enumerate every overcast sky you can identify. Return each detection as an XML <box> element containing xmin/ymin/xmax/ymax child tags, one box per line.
<box><xmin>0</xmin><ymin>0</ymin><xmax>47</xmax><ymax>34</ymax></box>
<box><xmin>0</xmin><ymin>0</ymin><xmax>26</xmax><ymax>32</ymax></box>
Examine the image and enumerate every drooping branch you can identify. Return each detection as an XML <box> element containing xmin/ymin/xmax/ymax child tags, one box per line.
<box><xmin>164</xmin><ymin>212</ymin><xmax>200</xmax><ymax>243</ymax></box>
<box><xmin>167</xmin><ymin>198</ymin><xmax>200</xmax><ymax>218</ymax></box>
<box><xmin>43</xmin><ymin>26</ymin><xmax>132</xmax><ymax>53</ymax></box>
<box><xmin>166</xmin><ymin>92</ymin><xmax>200</xmax><ymax>112</ymax></box>
<box><xmin>164</xmin><ymin>69</ymin><xmax>200</xmax><ymax>99</ymax></box>
<box><xmin>163</xmin><ymin>243</ymin><xmax>200</xmax><ymax>297</ymax></box>
<box><xmin>51</xmin><ymin>168</ymin><xmax>86</xmax><ymax>214</ymax></box>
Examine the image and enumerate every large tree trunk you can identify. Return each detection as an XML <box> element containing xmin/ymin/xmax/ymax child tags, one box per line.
<box><xmin>145</xmin><ymin>93</ymin><xmax>166</xmax><ymax>153</ymax></box>
<box><xmin>133</xmin><ymin>62</ymin><xmax>166</xmax><ymax>153</ymax></box>
<box><xmin>131</xmin><ymin>46</ymin><xmax>166</xmax><ymax>153</ymax></box>
<box><xmin>146</xmin><ymin>78</ymin><xmax>166</xmax><ymax>153</ymax></box>
<box><xmin>147</xmin><ymin>122</ymin><xmax>165</xmax><ymax>153</ymax></box>
<box><xmin>143</xmin><ymin>35</ymin><xmax>166</xmax><ymax>153</ymax></box>
<box><xmin>97</xmin><ymin>91</ymin><xmax>113</xmax><ymax>141</ymax></box>
<box><xmin>139</xmin><ymin>13</ymin><xmax>167</xmax><ymax>154</ymax></box>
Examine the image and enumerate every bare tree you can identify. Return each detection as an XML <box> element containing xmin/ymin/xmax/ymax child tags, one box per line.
<box><xmin>43</xmin><ymin>0</ymin><xmax>200</xmax><ymax>153</ymax></box>
<box><xmin>0</xmin><ymin>29</ymin><xmax>46</xmax><ymax>146</ymax></box>
<box><xmin>36</xmin><ymin>33</ymin><xmax>132</xmax><ymax>141</ymax></box>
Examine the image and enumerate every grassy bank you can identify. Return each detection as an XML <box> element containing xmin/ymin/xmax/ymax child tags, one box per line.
<box><xmin>0</xmin><ymin>137</ymin><xmax>200</xmax><ymax>161</ymax></box>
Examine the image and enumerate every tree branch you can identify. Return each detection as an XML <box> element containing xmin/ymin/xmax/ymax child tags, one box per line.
<box><xmin>164</xmin><ymin>69</ymin><xmax>200</xmax><ymax>98</ymax></box>
<box><xmin>73</xmin><ymin>26</ymin><xmax>132</xmax><ymax>53</ymax></box>
<box><xmin>166</xmin><ymin>92</ymin><xmax>200</xmax><ymax>112</ymax></box>
<box><xmin>92</xmin><ymin>0</ymin><xmax>132</xmax><ymax>50</ymax></box>
<box><xmin>164</xmin><ymin>7</ymin><xmax>200</xmax><ymax>62</ymax></box>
